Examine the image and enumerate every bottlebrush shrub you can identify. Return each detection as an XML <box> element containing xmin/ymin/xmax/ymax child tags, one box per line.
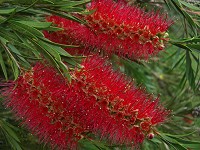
<box><xmin>1</xmin><ymin>55</ymin><xmax>169</xmax><ymax>149</ymax></box>
<box><xmin>44</xmin><ymin>0</ymin><xmax>172</xmax><ymax>59</ymax></box>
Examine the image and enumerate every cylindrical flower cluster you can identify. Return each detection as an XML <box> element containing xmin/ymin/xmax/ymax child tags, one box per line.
<box><xmin>44</xmin><ymin>0</ymin><xmax>172</xmax><ymax>59</ymax></box>
<box><xmin>1</xmin><ymin>63</ymin><xmax>86</xmax><ymax>149</ymax></box>
<box><xmin>1</xmin><ymin>55</ymin><xmax>169</xmax><ymax>149</ymax></box>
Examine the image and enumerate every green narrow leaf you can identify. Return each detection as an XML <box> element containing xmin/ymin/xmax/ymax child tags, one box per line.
<box><xmin>7</xmin><ymin>44</ymin><xmax>31</xmax><ymax>67</ymax></box>
<box><xmin>190</xmin><ymin>52</ymin><xmax>199</xmax><ymax>63</ymax></box>
<box><xmin>57</xmin><ymin>61</ymin><xmax>71</xmax><ymax>83</ymax></box>
<box><xmin>47</xmin><ymin>44</ymin><xmax>73</xmax><ymax>57</ymax></box>
<box><xmin>10</xmin><ymin>57</ymin><xmax>20</xmax><ymax>80</ymax></box>
<box><xmin>171</xmin><ymin>43</ymin><xmax>189</xmax><ymax>50</ymax></box>
<box><xmin>16</xmin><ymin>21</ymin><xmax>52</xmax><ymax>29</ymax></box>
<box><xmin>0</xmin><ymin>8</ymin><xmax>17</xmax><ymax>24</ymax></box>
<box><xmin>0</xmin><ymin>36</ymin><xmax>9</xmax><ymax>44</ymax></box>
<box><xmin>179</xmin><ymin>0</ymin><xmax>200</xmax><ymax>11</ymax></box>
<box><xmin>0</xmin><ymin>8</ymin><xmax>16</xmax><ymax>14</ymax></box>
<box><xmin>0</xmin><ymin>36</ymin><xmax>20</xmax><ymax>80</ymax></box>
<box><xmin>186</xmin><ymin>38</ymin><xmax>200</xmax><ymax>43</ymax></box>
<box><xmin>0</xmin><ymin>120</ymin><xmax>20</xmax><ymax>143</ymax></box>
<box><xmin>37</xmin><ymin>40</ymin><xmax>61</xmax><ymax>61</ymax></box>
<box><xmin>182</xmin><ymin>11</ymin><xmax>198</xmax><ymax>35</ymax></box>
<box><xmin>170</xmin><ymin>37</ymin><xmax>200</xmax><ymax>44</ymax></box>
<box><xmin>9</xmin><ymin>137</ymin><xmax>22</xmax><ymax>150</ymax></box>
<box><xmin>186</xmin><ymin>50</ymin><xmax>195</xmax><ymax>89</ymax></box>
<box><xmin>194</xmin><ymin>56</ymin><xmax>199</xmax><ymax>80</ymax></box>
<box><xmin>44</xmin><ymin>26</ymin><xmax>63</xmax><ymax>31</ymax></box>
<box><xmin>9</xmin><ymin>21</ymin><xmax>44</xmax><ymax>38</ymax></box>
<box><xmin>31</xmin><ymin>38</ymin><xmax>72</xmax><ymax>81</ymax></box>
<box><xmin>2</xmin><ymin>129</ymin><xmax>22</xmax><ymax>150</ymax></box>
<box><xmin>0</xmin><ymin>50</ymin><xmax>8</xmax><ymax>80</ymax></box>
<box><xmin>0</xmin><ymin>15</ymin><xmax>5</xmax><ymax>24</ymax></box>
<box><xmin>164</xmin><ymin>131</ymin><xmax>198</xmax><ymax>138</ymax></box>
<box><xmin>171</xmin><ymin>0</ymin><xmax>198</xmax><ymax>35</ymax></box>
<box><xmin>13</xmin><ymin>31</ymin><xmax>40</xmax><ymax>58</ymax></box>
<box><xmin>79</xmin><ymin>138</ymin><xmax>110</xmax><ymax>150</ymax></box>
<box><xmin>43</xmin><ymin>8</ymin><xmax>85</xmax><ymax>24</ymax></box>
<box><xmin>43</xmin><ymin>0</ymin><xmax>54</xmax><ymax>4</ymax></box>
<box><xmin>60</xmin><ymin>7</ymin><xmax>84</xmax><ymax>12</ymax></box>
<box><xmin>64</xmin><ymin>57</ymin><xmax>82</xmax><ymax>68</ymax></box>
<box><xmin>163</xmin><ymin>0</ymin><xmax>171</xmax><ymax>9</ymax></box>
<box><xmin>31</xmin><ymin>38</ymin><xmax>58</xmax><ymax>65</ymax></box>
<box><xmin>16</xmin><ymin>0</ymin><xmax>39</xmax><ymax>13</ymax></box>
<box><xmin>178</xmin><ymin>72</ymin><xmax>187</xmax><ymax>92</ymax></box>
<box><xmin>5</xmin><ymin>52</ymin><xmax>19</xmax><ymax>80</ymax></box>
<box><xmin>55</xmin><ymin>0</ymin><xmax>91</xmax><ymax>7</ymax></box>
<box><xmin>80</xmin><ymin>9</ymin><xmax>96</xmax><ymax>15</ymax></box>
<box><xmin>0</xmin><ymin>30</ymin><xmax>28</xmax><ymax>49</ymax></box>
<box><xmin>187</xmin><ymin>44</ymin><xmax>200</xmax><ymax>52</ymax></box>
<box><xmin>171</xmin><ymin>137</ymin><xmax>200</xmax><ymax>150</ymax></box>
<box><xmin>159</xmin><ymin>134</ymin><xmax>188</xmax><ymax>150</ymax></box>
<box><xmin>39</xmin><ymin>36</ymin><xmax>79</xmax><ymax>48</ymax></box>
<box><xmin>172</xmin><ymin>54</ymin><xmax>185</xmax><ymax>70</ymax></box>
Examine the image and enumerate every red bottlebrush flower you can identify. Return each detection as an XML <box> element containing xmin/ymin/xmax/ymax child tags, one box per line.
<box><xmin>1</xmin><ymin>55</ymin><xmax>169</xmax><ymax>148</ymax></box>
<box><xmin>1</xmin><ymin>64</ymin><xmax>86</xmax><ymax>150</ymax></box>
<box><xmin>45</xmin><ymin>0</ymin><xmax>172</xmax><ymax>59</ymax></box>
<box><xmin>70</xmin><ymin>55</ymin><xmax>169</xmax><ymax>145</ymax></box>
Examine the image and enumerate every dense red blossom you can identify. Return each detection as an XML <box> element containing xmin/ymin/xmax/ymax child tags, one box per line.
<box><xmin>71</xmin><ymin>55</ymin><xmax>169</xmax><ymax>145</ymax></box>
<box><xmin>1</xmin><ymin>55</ymin><xmax>169</xmax><ymax>149</ymax></box>
<box><xmin>45</xmin><ymin>0</ymin><xmax>172</xmax><ymax>59</ymax></box>
<box><xmin>1</xmin><ymin>64</ymin><xmax>86</xmax><ymax>150</ymax></box>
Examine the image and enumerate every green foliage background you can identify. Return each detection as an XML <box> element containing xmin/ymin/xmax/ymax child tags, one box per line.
<box><xmin>0</xmin><ymin>0</ymin><xmax>199</xmax><ymax>149</ymax></box>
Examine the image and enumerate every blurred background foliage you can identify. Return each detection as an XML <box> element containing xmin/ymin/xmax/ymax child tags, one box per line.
<box><xmin>0</xmin><ymin>0</ymin><xmax>199</xmax><ymax>149</ymax></box>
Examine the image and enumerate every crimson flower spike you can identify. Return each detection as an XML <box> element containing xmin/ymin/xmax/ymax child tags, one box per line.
<box><xmin>1</xmin><ymin>55</ymin><xmax>169</xmax><ymax>149</ymax></box>
<box><xmin>45</xmin><ymin>0</ymin><xmax>172</xmax><ymax>59</ymax></box>
<box><xmin>1</xmin><ymin>64</ymin><xmax>87</xmax><ymax>150</ymax></box>
<box><xmin>71</xmin><ymin>55</ymin><xmax>169</xmax><ymax>146</ymax></box>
